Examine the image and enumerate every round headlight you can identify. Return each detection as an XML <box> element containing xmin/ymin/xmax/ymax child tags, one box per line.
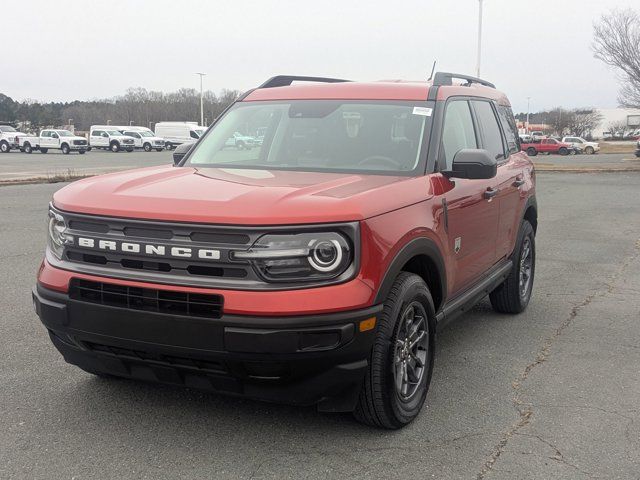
<box><xmin>308</xmin><ymin>239</ymin><xmax>343</xmax><ymax>272</ymax></box>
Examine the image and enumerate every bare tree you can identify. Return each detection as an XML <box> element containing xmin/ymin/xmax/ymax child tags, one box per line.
<box><xmin>567</xmin><ymin>109</ymin><xmax>603</xmax><ymax>137</ymax></box>
<box><xmin>592</xmin><ymin>9</ymin><xmax>640</xmax><ymax>108</ymax></box>
<box><xmin>606</xmin><ymin>119</ymin><xmax>628</xmax><ymax>137</ymax></box>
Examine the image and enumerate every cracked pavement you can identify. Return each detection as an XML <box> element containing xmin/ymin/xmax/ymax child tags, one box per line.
<box><xmin>1</xmin><ymin>172</ymin><xmax>639</xmax><ymax>479</ymax></box>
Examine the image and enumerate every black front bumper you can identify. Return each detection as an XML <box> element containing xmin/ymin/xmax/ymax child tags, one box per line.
<box><xmin>33</xmin><ymin>284</ymin><xmax>381</xmax><ymax>412</ymax></box>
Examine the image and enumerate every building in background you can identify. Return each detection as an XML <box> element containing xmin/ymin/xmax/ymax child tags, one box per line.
<box><xmin>592</xmin><ymin>108</ymin><xmax>640</xmax><ymax>138</ymax></box>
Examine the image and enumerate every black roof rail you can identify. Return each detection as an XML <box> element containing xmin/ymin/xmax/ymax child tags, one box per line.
<box><xmin>432</xmin><ymin>72</ymin><xmax>495</xmax><ymax>89</ymax></box>
<box><xmin>258</xmin><ymin>75</ymin><xmax>351</xmax><ymax>89</ymax></box>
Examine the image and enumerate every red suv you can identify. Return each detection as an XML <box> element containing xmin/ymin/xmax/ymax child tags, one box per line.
<box><xmin>34</xmin><ymin>73</ymin><xmax>537</xmax><ymax>429</ymax></box>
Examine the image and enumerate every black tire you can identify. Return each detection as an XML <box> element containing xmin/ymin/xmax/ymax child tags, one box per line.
<box><xmin>155</xmin><ymin>148</ymin><xmax>163</xmax><ymax>152</ymax></box>
<box><xmin>165</xmin><ymin>142</ymin><xmax>173</xmax><ymax>150</ymax></box>
<box><xmin>490</xmin><ymin>220</ymin><xmax>535</xmax><ymax>314</ymax></box>
<box><xmin>87</xmin><ymin>146</ymin><xmax>92</xmax><ymax>151</ymax></box>
<box><xmin>526</xmin><ymin>147</ymin><xmax>537</xmax><ymax>156</ymax></box>
<box><xmin>126</xmin><ymin>148</ymin><xmax>133</xmax><ymax>152</ymax></box>
<box><xmin>40</xmin><ymin>148</ymin><xmax>48</xmax><ymax>154</ymax></box>
<box><xmin>61</xmin><ymin>144</ymin><xmax>70</xmax><ymax>155</ymax></box>
<box><xmin>585</xmin><ymin>146</ymin><xmax>594</xmax><ymax>154</ymax></box>
<box><xmin>110</xmin><ymin>142</ymin><xmax>120</xmax><ymax>153</ymax></box>
<box><xmin>558</xmin><ymin>147</ymin><xmax>569</xmax><ymax>156</ymax></box>
<box><xmin>143</xmin><ymin>143</ymin><xmax>152</xmax><ymax>152</ymax></box>
<box><xmin>0</xmin><ymin>141</ymin><xmax>10</xmax><ymax>153</ymax></box>
<box><xmin>24</xmin><ymin>143</ymin><xmax>33</xmax><ymax>154</ymax></box>
<box><xmin>354</xmin><ymin>272</ymin><xmax>436</xmax><ymax>429</ymax></box>
<box><xmin>79</xmin><ymin>150</ymin><xmax>86</xmax><ymax>155</ymax></box>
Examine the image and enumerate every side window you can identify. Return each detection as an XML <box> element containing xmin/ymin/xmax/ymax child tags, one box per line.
<box><xmin>497</xmin><ymin>105</ymin><xmax>520</xmax><ymax>154</ymax></box>
<box><xmin>441</xmin><ymin>100</ymin><xmax>477</xmax><ymax>170</ymax></box>
<box><xmin>472</xmin><ymin>100</ymin><xmax>506</xmax><ymax>161</ymax></box>
<box><xmin>92</xmin><ymin>130</ymin><xmax>102</xmax><ymax>137</ymax></box>
<box><xmin>41</xmin><ymin>131</ymin><xmax>50</xmax><ymax>138</ymax></box>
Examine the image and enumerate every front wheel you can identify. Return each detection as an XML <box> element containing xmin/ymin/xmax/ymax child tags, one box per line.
<box><xmin>110</xmin><ymin>142</ymin><xmax>120</xmax><ymax>153</ymax></box>
<box><xmin>40</xmin><ymin>148</ymin><xmax>48</xmax><ymax>154</ymax></box>
<box><xmin>61</xmin><ymin>144</ymin><xmax>70</xmax><ymax>155</ymax></box>
<box><xmin>558</xmin><ymin>147</ymin><xmax>569</xmax><ymax>156</ymax></box>
<box><xmin>526</xmin><ymin>147</ymin><xmax>537</xmax><ymax>156</ymax></box>
<box><xmin>143</xmin><ymin>143</ymin><xmax>152</xmax><ymax>152</ymax></box>
<box><xmin>165</xmin><ymin>142</ymin><xmax>173</xmax><ymax>150</ymax></box>
<box><xmin>585</xmin><ymin>146</ymin><xmax>594</xmax><ymax>155</ymax></box>
<box><xmin>490</xmin><ymin>220</ymin><xmax>535</xmax><ymax>313</ymax></box>
<box><xmin>354</xmin><ymin>272</ymin><xmax>436</xmax><ymax>429</ymax></box>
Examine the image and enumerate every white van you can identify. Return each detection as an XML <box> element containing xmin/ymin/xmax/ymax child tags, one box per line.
<box><xmin>89</xmin><ymin>126</ymin><xmax>136</xmax><ymax>152</ymax></box>
<box><xmin>154</xmin><ymin>122</ymin><xmax>206</xmax><ymax>150</ymax></box>
<box><xmin>116</xmin><ymin>126</ymin><xmax>165</xmax><ymax>152</ymax></box>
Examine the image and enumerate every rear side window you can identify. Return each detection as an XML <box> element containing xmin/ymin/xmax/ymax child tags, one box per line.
<box><xmin>441</xmin><ymin>100</ymin><xmax>477</xmax><ymax>170</ymax></box>
<box><xmin>497</xmin><ymin>105</ymin><xmax>520</xmax><ymax>154</ymax></box>
<box><xmin>190</xmin><ymin>130</ymin><xmax>199</xmax><ymax>139</ymax></box>
<box><xmin>472</xmin><ymin>100</ymin><xmax>506</xmax><ymax>161</ymax></box>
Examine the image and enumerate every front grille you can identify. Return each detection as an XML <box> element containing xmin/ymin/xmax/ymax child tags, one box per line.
<box><xmin>154</xmin><ymin>140</ymin><xmax>164</xmax><ymax>145</ymax></box>
<box><xmin>70</xmin><ymin>279</ymin><xmax>223</xmax><ymax>318</ymax></box>
<box><xmin>73</xmin><ymin>140</ymin><xmax>87</xmax><ymax>146</ymax></box>
<box><xmin>61</xmin><ymin>212</ymin><xmax>262</xmax><ymax>285</ymax></box>
<box><xmin>123</xmin><ymin>139</ymin><xmax>134</xmax><ymax>144</ymax></box>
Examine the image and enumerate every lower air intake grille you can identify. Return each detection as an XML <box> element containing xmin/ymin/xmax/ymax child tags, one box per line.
<box><xmin>69</xmin><ymin>279</ymin><xmax>223</xmax><ymax>318</ymax></box>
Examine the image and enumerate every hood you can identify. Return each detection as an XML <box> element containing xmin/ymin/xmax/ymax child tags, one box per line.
<box><xmin>53</xmin><ymin>165</ymin><xmax>434</xmax><ymax>225</ymax></box>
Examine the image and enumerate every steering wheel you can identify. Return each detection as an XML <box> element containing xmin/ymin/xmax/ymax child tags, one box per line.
<box><xmin>358</xmin><ymin>155</ymin><xmax>401</xmax><ymax>169</ymax></box>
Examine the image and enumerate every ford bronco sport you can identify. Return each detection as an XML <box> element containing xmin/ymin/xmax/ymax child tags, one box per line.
<box><xmin>33</xmin><ymin>73</ymin><xmax>537</xmax><ymax>429</ymax></box>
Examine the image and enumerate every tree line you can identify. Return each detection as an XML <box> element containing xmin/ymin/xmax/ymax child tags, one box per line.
<box><xmin>514</xmin><ymin>108</ymin><xmax>604</xmax><ymax>138</ymax></box>
<box><xmin>0</xmin><ymin>87</ymin><xmax>242</xmax><ymax>132</ymax></box>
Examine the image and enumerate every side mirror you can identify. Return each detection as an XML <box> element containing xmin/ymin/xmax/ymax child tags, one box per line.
<box><xmin>173</xmin><ymin>142</ymin><xmax>195</xmax><ymax>165</ymax></box>
<box><xmin>443</xmin><ymin>149</ymin><xmax>497</xmax><ymax>179</ymax></box>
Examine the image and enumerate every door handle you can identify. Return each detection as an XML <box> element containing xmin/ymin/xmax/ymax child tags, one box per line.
<box><xmin>483</xmin><ymin>187</ymin><xmax>499</xmax><ymax>199</ymax></box>
<box><xmin>513</xmin><ymin>176</ymin><xmax>525</xmax><ymax>187</ymax></box>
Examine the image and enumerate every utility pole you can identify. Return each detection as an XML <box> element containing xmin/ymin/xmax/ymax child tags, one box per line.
<box><xmin>526</xmin><ymin>97</ymin><xmax>531</xmax><ymax>133</ymax></box>
<box><xmin>476</xmin><ymin>0</ymin><xmax>483</xmax><ymax>78</ymax></box>
<box><xmin>195</xmin><ymin>72</ymin><xmax>206</xmax><ymax>126</ymax></box>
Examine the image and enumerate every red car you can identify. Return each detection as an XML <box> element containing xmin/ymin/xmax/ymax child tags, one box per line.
<box><xmin>33</xmin><ymin>72</ymin><xmax>537</xmax><ymax>429</ymax></box>
<box><xmin>521</xmin><ymin>137</ymin><xmax>572</xmax><ymax>156</ymax></box>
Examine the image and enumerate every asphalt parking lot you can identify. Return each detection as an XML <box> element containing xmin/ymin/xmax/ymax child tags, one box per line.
<box><xmin>1</xmin><ymin>149</ymin><xmax>639</xmax><ymax>183</ymax></box>
<box><xmin>1</xmin><ymin>172</ymin><xmax>639</xmax><ymax>479</ymax></box>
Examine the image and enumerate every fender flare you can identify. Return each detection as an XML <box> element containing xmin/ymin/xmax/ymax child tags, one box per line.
<box><xmin>522</xmin><ymin>195</ymin><xmax>538</xmax><ymax>232</ymax></box>
<box><xmin>373</xmin><ymin>237</ymin><xmax>447</xmax><ymax>306</ymax></box>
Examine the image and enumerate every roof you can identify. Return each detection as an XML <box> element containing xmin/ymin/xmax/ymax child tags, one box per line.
<box><xmin>243</xmin><ymin>80</ymin><xmax>510</xmax><ymax>105</ymax></box>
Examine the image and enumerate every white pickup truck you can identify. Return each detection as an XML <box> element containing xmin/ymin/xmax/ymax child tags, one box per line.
<box><xmin>0</xmin><ymin>125</ymin><xmax>29</xmax><ymax>153</ymax></box>
<box><xmin>18</xmin><ymin>129</ymin><xmax>89</xmax><ymax>154</ymax></box>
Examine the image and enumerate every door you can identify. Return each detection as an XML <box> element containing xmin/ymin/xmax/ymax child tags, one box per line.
<box><xmin>125</xmin><ymin>131</ymin><xmax>142</xmax><ymax>147</ymax></box>
<box><xmin>40</xmin><ymin>131</ymin><xmax>56</xmax><ymax>148</ymax></box>
<box><xmin>438</xmin><ymin>99</ymin><xmax>500</xmax><ymax>294</ymax></box>
<box><xmin>471</xmin><ymin>100</ymin><xmax>523</xmax><ymax>260</ymax></box>
<box><xmin>90</xmin><ymin>130</ymin><xmax>103</xmax><ymax>147</ymax></box>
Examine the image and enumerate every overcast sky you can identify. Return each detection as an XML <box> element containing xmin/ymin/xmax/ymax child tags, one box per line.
<box><xmin>1</xmin><ymin>0</ymin><xmax>633</xmax><ymax>113</ymax></box>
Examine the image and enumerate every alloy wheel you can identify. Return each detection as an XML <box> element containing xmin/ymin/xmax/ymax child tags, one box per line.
<box><xmin>393</xmin><ymin>302</ymin><xmax>429</xmax><ymax>400</ymax></box>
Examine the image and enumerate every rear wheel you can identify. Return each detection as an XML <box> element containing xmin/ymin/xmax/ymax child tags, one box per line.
<box><xmin>585</xmin><ymin>146</ymin><xmax>594</xmax><ymax>154</ymax></box>
<box><xmin>79</xmin><ymin>150</ymin><xmax>86</xmax><ymax>155</ymax></box>
<box><xmin>155</xmin><ymin>148</ymin><xmax>163</xmax><ymax>152</ymax></box>
<box><xmin>126</xmin><ymin>148</ymin><xmax>134</xmax><ymax>152</ymax></box>
<box><xmin>490</xmin><ymin>220</ymin><xmax>535</xmax><ymax>314</ymax></box>
<box><xmin>354</xmin><ymin>272</ymin><xmax>436</xmax><ymax>429</ymax></box>
<box><xmin>24</xmin><ymin>143</ymin><xmax>33</xmax><ymax>154</ymax></box>
<box><xmin>526</xmin><ymin>147</ymin><xmax>537</xmax><ymax>156</ymax></box>
<box><xmin>0</xmin><ymin>141</ymin><xmax>9</xmax><ymax>153</ymax></box>
<box><xmin>558</xmin><ymin>147</ymin><xmax>569</xmax><ymax>156</ymax></box>
<box><xmin>143</xmin><ymin>142</ymin><xmax>152</xmax><ymax>152</ymax></box>
<box><xmin>61</xmin><ymin>144</ymin><xmax>70</xmax><ymax>155</ymax></box>
<box><xmin>40</xmin><ymin>148</ymin><xmax>48</xmax><ymax>154</ymax></box>
<box><xmin>165</xmin><ymin>142</ymin><xmax>173</xmax><ymax>150</ymax></box>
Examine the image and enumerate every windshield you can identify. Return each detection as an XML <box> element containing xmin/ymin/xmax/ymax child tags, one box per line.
<box><xmin>57</xmin><ymin>130</ymin><xmax>74</xmax><ymax>137</ymax></box>
<box><xmin>0</xmin><ymin>126</ymin><xmax>17</xmax><ymax>132</ymax></box>
<box><xmin>186</xmin><ymin>101</ymin><xmax>429</xmax><ymax>175</ymax></box>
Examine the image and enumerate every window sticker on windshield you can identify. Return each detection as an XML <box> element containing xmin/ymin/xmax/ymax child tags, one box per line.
<box><xmin>412</xmin><ymin>107</ymin><xmax>433</xmax><ymax>117</ymax></box>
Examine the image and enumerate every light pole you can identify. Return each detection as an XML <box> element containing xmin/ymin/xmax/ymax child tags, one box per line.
<box><xmin>526</xmin><ymin>97</ymin><xmax>531</xmax><ymax>133</ymax></box>
<box><xmin>476</xmin><ymin>0</ymin><xmax>483</xmax><ymax>78</ymax></box>
<box><xmin>195</xmin><ymin>72</ymin><xmax>206</xmax><ymax>126</ymax></box>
